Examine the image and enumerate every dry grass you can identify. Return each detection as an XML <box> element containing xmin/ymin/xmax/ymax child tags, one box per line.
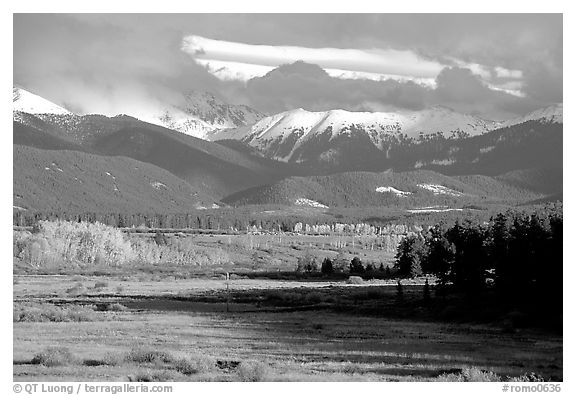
<box><xmin>105</xmin><ymin>303</ymin><xmax>128</xmax><ymax>312</ymax></box>
<box><xmin>237</xmin><ymin>361</ymin><xmax>271</xmax><ymax>382</ymax></box>
<box><xmin>13</xmin><ymin>275</ymin><xmax>563</xmax><ymax>382</ymax></box>
<box><xmin>14</xmin><ymin>302</ymin><xmax>98</xmax><ymax>322</ymax></box>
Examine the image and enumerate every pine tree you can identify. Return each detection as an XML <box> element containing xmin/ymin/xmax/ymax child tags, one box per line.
<box><xmin>350</xmin><ymin>257</ymin><xmax>364</xmax><ymax>274</ymax></box>
<box><xmin>394</xmin><ymin>235</ymin><xmax>425</xmax><ymax>278</ymax></box>
<box><xmin>321</xmin><ymin>257</ymin><xmax>334</xmax><ymax>275</ymax></box>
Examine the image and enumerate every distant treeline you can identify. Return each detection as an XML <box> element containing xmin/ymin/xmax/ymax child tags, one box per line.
<box><xmin>13</xmin><ymin>203</ymin><xmax>519</xmax><ymax>233</ymax></box>
<box><xmin>13</xmin><ymin>210</ymin><xmax>288</xmax><ymax>232</ymax></box>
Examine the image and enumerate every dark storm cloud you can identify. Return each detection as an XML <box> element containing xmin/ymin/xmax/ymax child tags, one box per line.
<box><xmin>432</xmin><ymin>67</ymin><xmax>542</xmax><ymax>119</ymax></box>
<box><xmin>245</xmin><ymin>61</ymin><xmax>428</xmax><ymax>113</ymax></box>
<box><xmin>243</xmin><ymin>62</ymin><xmax>542</xmax><ymax>119</ymax></box>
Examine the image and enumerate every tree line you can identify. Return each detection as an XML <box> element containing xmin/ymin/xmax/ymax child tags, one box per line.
<box><xmin>394</xmin><ymin>203</ymin><xmax>562</xmax><ymax>304</ymax></box>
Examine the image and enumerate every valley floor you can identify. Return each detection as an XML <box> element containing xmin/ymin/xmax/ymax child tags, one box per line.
<box><xmin>13</xmin><ymin>275</ymin><xmax>562</xmax><ymax>382</ymax></box>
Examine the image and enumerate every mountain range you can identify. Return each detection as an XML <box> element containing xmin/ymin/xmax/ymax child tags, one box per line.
<box><xmin>208</xmin><ymin>106</ymin><xmax>500</xmax><ymax>162</ymax></box>
<box><xmin>12</xmin><ymin>86</ymin><xmax>563</xmax><ymax>214</ymax></box>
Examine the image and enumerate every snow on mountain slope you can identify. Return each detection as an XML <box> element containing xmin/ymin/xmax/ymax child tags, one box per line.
<box><xmin>375</xmin><ymin>186</ymin><xmax>412</xmax><ymax>197</ymax></box>
<box><xmin>294</xmin><ymin>198</ymin><xmax>328</xmax><ymax>208</ymax></box>
<box><xmin>13</xmin><ymin>87</ymin><xmax>71</xmax><ymax>115</ymax></box>
<box><xmin>499</xmin><ymin>104</ymin><xmax>563</xmax><ymax>128</ymax></box>
<box><xmin>209</xmin><ymin>106</ymin><xmax>497</xmax><ymax>161</ymax></box>
<box><xmin>142</xmin><ymin>91</ymin><xmax>264</xmax><ymax>139</ymax></box>
<box><xmin>416</xmin><ymin>184</ymin><xmax>464</xmax><ymax>197</ymax></box>
<box><xmin>13</xmin><ymin>87</ymin><xmax>263</xmax><ymax>140</ymax></box>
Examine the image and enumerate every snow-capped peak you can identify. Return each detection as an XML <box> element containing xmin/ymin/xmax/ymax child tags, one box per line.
<box><xmin>500</xmin><ymin>103</ymin><xmax>563</xmax><ymax>128</ymax></box>
<box><xmin>141</xmin><ymin>91</ymin><xmax>264</xmax><ymax>139</ymax></box>
<box><xmin>13</xmin><ymin>86</ymin><xmax>72</xmax><ymax>115</ymax></box>
<box><xmin>209</xmin><ymin>106</ymin><xmax>498</xmax><ymax>161</ymax></box>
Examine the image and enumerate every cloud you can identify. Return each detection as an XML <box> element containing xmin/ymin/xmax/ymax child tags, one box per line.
<box><xmin>13</xmin><ymin>14</ymin><xmax>229</xmax><ymax>117</ymax></box>
<box><xmin>432</xmin><ymin>67</ymin><xmax>541</xmax><ymax>119</ymax></box>
<box><xmin>177</xmin><ymin>14</ymin><xmax>561</xmax><ymax>109</ymax></box>
<box><xmin>181</xmin><ymin>34</ymin><xmax>447</xmax><ymax>79</ymax></box>
<box><xmin>182</xmin><ymin>34</ymin><xmax>523</xmax><ymax>90</ymax></box>
<box><xmin>242</xmin><ymin>62</ymin><xmax>542</xmax><ymax>120</ymax></box>
<box><xmin>13</xmin><ymin>14</ymin><xmax>561</xmax><ymax>121</ymax></box>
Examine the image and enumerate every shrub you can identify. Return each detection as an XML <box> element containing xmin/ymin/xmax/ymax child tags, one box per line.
<box><xmin>31</xmin><ymin>347</ymin><xmax>76</xmax><ymax>367</ymax></box>
<box><xmin>509</xmin><ymin>372</ymin><xmax>546</xmax><ymax>382</ymax></box>
<box><xmin>437</xmin><ymin>368</ymin><xmax>501</xmax><ymax>382</ymax></box>
<box><xmin>295</xmin><ymin>250</ymin><xmax>319</xmax><ymax>273</ymax></box>
<box><xmin>153</xmin><ymin>231</ymin><xmax>168</xmax><ymax>246</ymax></box>
<box><xmin>83</xmin><ymin>352</ymin><xmax>122</xmax><ymax>367</ymax></box>
<box><xmin>332</xmin><ymin>251</ymin><xmax>349</xmax><ymax>273</ymax></box>
<box><xmin>130</xmin><ymin>237</ymin><xmax>230</xmax><ymax>266</ymax></box>
<box><xmin>15</xmin><ymin>220</ymin><xmax>135</xmax><ymax>268</ymax></box>
<box><xmin>125</xmin><ymin>348</ymin><xmax>175</xmax><ymax>364</ymax></box>
<box><xmin>237</xmin><ymin>361</ymin><xmax>270</xmax><ymax>382</ymax></box>
<box><xmin>172</xmin><ymin>355</ymin><xmax>215</xmax><ymax>375</ymax></box>
<box><xmin>14</xmin><ymin>220</ymin><xmax>233</xmax><ymax>270</ymax></box>
<box><xmin>93</xmin><ymin>281</ymin><xmax>109</xmax><ymax>289</ymax></box>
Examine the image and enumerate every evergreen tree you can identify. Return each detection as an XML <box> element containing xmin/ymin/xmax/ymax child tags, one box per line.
<box><xmin>321</xmin><ymin>257</ymin><xmax>334</xmax><ymax>275</ymax></box>
<box><xmin>394</xmin><ymin>235</ymin><xmax>425</xmax><ymax>278</ymax></box>
<box><xmin>385</xmin><ymin>266</ymin><xmax>392</xmax><ymax>278</ymax></box>
<box><xmin>422</xmin><ymin>225</ymin><xmax>454</xmax><ymax>284</ymax></box>
<box><xmin>350</xmin><ymin>256</ymin><xmax>364</xmax><ymax>274</ymax></box>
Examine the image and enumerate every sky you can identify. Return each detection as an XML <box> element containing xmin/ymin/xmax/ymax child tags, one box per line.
<box><xmin>13</xmin><ymin>14</ymin><xmax>562</xmax><ymax>120</ymax></box>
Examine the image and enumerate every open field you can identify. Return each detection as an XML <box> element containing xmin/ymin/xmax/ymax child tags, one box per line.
<box><xmin>13</xmin><ymin>274</ymin><xmax>562</xmax><ymax>382</ymax></box>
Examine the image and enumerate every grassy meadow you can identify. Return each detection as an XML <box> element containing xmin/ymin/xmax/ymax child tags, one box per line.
<box><xmin>12</xmin><ymin>220</ymin><xmax>562</xmax><ymax>382</ymax></box>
